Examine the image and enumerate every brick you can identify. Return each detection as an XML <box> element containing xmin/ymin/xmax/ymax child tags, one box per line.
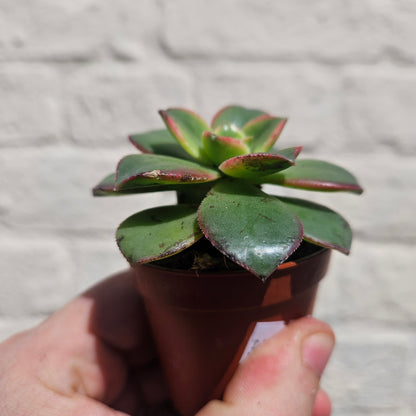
<box><xmin>403</xmin><ymin>334</ymin><xmax>416</xmax><ymax>414</ymax></box>
<box><xmin>333</xmin><ymin>411</ymin><xmax>404</xmax><ymax>416</ymax></box>
<box><xmin>0</xmin><ymin>147</ymin><xmax>176</xmax><ymax>232</ymax></box>
<box><xmin>195</xmin><ymin>63</ymin><xmax>344</xmax><ymax>151</ymax></box>
<box><xmin>195</xmin><ymin>63</ymin><xmax>416</xmax><ymax>155</ymax></box>
<box><xmin>67</xmin><ymin>66</ymin><xmax>194</xmax><ymax>145</ymax></box>
<box><xmin>322</xmin><ymin>328</ymin><xmax>409</xmax><ymax>412</ymax></box>
<box><xmin>343</xmin><ymin>68</ymin><xmax>416</xmax><ymax>154</ymax></box>
<box><xmin>161</xmin><ymin>0</ymin><xmax>416</xmax><ymax>62</ymax></box>
<box><xmin>0</xmin><ymin>0</ymin><xmax>106</xmax><ymax>61</ymax></box>
<box><xmin>316</xmin><ymin>241</ymin><xmax>416</xmax><ymax>323</ymax></box>
<box><xmin>0</xmin><ymin>239</ymin><xmax>74</xmax><ymax>316</ymax></box>
<box><xmin>103</xmin><ymin>0</ymin><xmax>162</xmax><ymax>61</ymax></box>
<box><xmin>0</xmin><ymin>0</ymin><xmax>164</xmax><ymax>62</ymax></box>
<box><xmin>0</xmin><ymin>192</ymin><xmax>12</xmax><ymax>217</ymax></box>
<box><xmin>67</xmin><ymin>238</ymin><xmax>129</xmax><ymax>294</ymax></box>
<box><xmin>0</xmin><ymin>65</ymin><xmax>63</xmax><ymax>145</ymax></box>
<box><xmin>292</xmin><ymin>151</ymin><xmax>416</xmax><ymax>242</ymax></box>
<box><xmin>313</xmin><ymin>260</ymin><xmax>341</xmax><ymax>322</ymax></box>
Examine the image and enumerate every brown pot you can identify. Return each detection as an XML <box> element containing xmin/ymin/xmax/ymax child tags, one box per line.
<box><xmin>134</xmin><ymin>246</ymin><xmax>331</xmax><ymax>416</ymax></box>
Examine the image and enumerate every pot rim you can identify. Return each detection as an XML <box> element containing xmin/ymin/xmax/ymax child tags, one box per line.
<box><xmin>136</xmin><ymin>243</ymin><xmax>329</xmax><ymax>278</ymax></box>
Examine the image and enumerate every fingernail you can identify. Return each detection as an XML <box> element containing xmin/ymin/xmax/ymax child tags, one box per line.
<box><xmin>302</xmin><ymin>333</ymin><xmax>334</xmax><ymax>376</ymax></box>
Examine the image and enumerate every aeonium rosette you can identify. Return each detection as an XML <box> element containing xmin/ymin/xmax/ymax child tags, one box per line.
<box><xmin>93</xmin><ymin>105</ymin><xmax>363</xmax><ymax>280</ymax></box>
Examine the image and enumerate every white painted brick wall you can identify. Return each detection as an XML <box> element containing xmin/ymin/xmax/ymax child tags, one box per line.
<box><xmin>0</xmin><ymin>65</ymin><xmax>64</xmax><ymax>145</ymax></box>
<box><xmin>67</xmin><ymin>66</ymin><xmax>194</xmax><ymax>144</ymax></box>
<box><xmin>0</xmin><ymin>1</ymin><xmax>414</xmax><ymax>414</ymax></box>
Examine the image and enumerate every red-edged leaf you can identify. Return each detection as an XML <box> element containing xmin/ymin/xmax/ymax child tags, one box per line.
<box><xmin>211</xmin><ymin>105</ymin><xmax>267</xmax><ymax>129</ymax></box>
<box><xmin>117</xmin><ymin>205</ymin><xmax>202</xmax><ymax>264</ymax></box>
<box><xmin>243</xmin><ymin>116</ymin><xmax>287</xmax><ymax>152</ymax></box>
<box><xmin>202</xmin><ymin>131</ymin><xmax>251</xmax><ymax>165</ymax></box>
<box><xmin>159</xmin><ymin>108</ymin><xmax>211</xmax><ymax>164</ymax></box>
<box><xmin>115</xmin><ymin>154</ymin><xmax>220</xmax><ymax>190</ymax></box>
<box><xmin>92</xmin><ymin>173</ymin><xmax>185</xmax><ymax>196</ymax></box>
<box><xmin>129</xmin><ymin>129</ymin><xmax>193</xmax><ymax>160</ymax></box>
<box><xmin>280</xmin><ymin>196</ymin><xmax>353</xmax><ymax>254</ymax></box>
<box><xmin>268</xmin><ymin>146</ymin><xmax>302</xmax><ymax>161</ymax></box>
<box><xmin>262</xmin><ymin>159</ymin><xmax>364</xmax><ymax>194</ymax></box>
<box><xmin>93</xmin><ymin>173</ymin><xmax>117</xmax><ymax>196</ymax></box>
<box><xmin>218</xmin><ymin>151</ymin><xmax>297</xmax><ymax>179</ymax></box>
<box><xmin>198</xmin><ymin>180</ymin><xmax>304</xmax><ymax>280</ymax></box>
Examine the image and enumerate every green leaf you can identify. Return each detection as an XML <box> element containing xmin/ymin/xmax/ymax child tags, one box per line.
<box><xmin>115</xmin><ymin>154</ymin><xmax>220</xmax><ymax>190</ymax></box>
<box><xmin>269</xmin><ymin>146</ymin><xmax>303</xmax><ymax>160</ymax></box>
<box><xmin>261</xmin><ymin>159</ymin><xmax>364</xmax><ymax>194</ymax></box>
<box><xmin>159</xmin><ymin>108</ymin><xmax>211</xmax><ymax>164</ymax></box>
<box><xmin>243</xmin><ymin>116</ymin><xmax>287</xmax><ymax>152</ymax></box>
<box><xmin>202</xmin><ymin>132</ymin><xmax>251</xmax><ymax>165</ymax></box>
<box><xmin>280</xmin><ymin>197</ymin><xmax>352</xmax><ymax>254</ymax></box>
<box><xmin>93</xmin><ymin>173</ymin><xmax>117</xmax><ymax>196</ymax></box>
<box><xmin>211</xmin><ymin>105</ymin><xmax>267</xmax><ymax>129</ymax></box>
<box><xmin>218</xmin><ymin>150</ymin><xmax>297</xmax><ymax>179</ymax></box>
<box><xmin>129</xmin><ymin>129</ymin><xmax>194</xmax><ymax>161</ymax></box>
<box><xmin>198</xmin><ymin>180</ymin><xmax>304</xmax><ymax>280</ymax></box>
<box><xmin>117</xmin><ymin>205</ymin><xmax>203</xmax><ymax>264</ymax></box>
<box><xmin>214</xmin><ymin>123</ymin><xmax>247</xmax><ymax>139</ymax></box>
<box><xmin>93</xmin><ymin>172</ymin><xmax>189</xmax><ymax>196</ymax></box>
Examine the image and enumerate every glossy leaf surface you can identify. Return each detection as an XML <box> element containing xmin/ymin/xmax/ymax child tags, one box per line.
<box><xmin>214</xmin><ymin>123</ymin><xmax>247</xmax><ymax>139</ymax></box>
<box><xmin>117</xmin><ymin>205</ymin><xmax>202</xmax><ymax>264</ymax></box>
<box><xmin>280</xmin><ymin>197</ymin><xmax>352</xmax><ymax>254</ymax></box>
<box><xmin>202</xmin><ymin>132</ymin><xmax>251</xmax><ymax>165</ymax></box>
<box><xmin>129</xmin><ymin>129</ymin><xmax>193</xmax><ymax>160</ymax></box>
<box><xmin>93</xmin><ymin>173</ymin><xmax>188</xmax><ymax>196</ymax></box>
<box><xmin>211</xmin><ymin>105</ymin><xmax>267</xmax><ymax>129</ymax></box>
<box><xmin>115</xmin><ymin>154</ymin><xmax>220</xmax><ymax>190</ymax></box>
<box><xmin>159</xmin><ymin>109</ymin><xmax>211</xmax><ymax>163</ymax></box>
<box><xmin>243</xmin><ymin>116</ymin><xmax>287</xmax><ymax>152</ymax></box>
<box><xmin>262</xmin><ymin>159</ymin><xmax>364</xmax><ymax>193</ymax></box>
<box><xmin>198</xmin><ymin>180</ymin><xmax>304</xmax><ymax>280</ymax></box>
<box><xmin>218</xmin><ymin>150</ymin><xmax>298</xmax><ymax>179</ymax></box>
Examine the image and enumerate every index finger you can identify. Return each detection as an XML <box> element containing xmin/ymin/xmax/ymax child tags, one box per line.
<box><xmin>83</xmin><ymin>269</ymin><xmax>154</xmax><ymax>358</ymax></box>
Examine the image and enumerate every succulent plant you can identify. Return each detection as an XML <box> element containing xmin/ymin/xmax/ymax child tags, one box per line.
<box><xmin>93</xmin><ymin>105</ymin><xmax>363</xmax><ymax>280</ymax></box>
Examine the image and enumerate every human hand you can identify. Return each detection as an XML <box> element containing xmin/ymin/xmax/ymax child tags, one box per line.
<box><xmin>0</xmin><ymin>270</ymin><xmax>334</xmax><ymax>416</ymax></box>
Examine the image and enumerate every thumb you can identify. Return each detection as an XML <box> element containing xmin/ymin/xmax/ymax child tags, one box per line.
<box><xmin>28</xmin><ymin>393</ymin><xmax>131</xmax><ymax>416</ymax></box>
<box><xmin>197</xmin><ymin>317</ymin><xmax>334</xmax><ymax>416</ymax></box>
<box><xmin>51</xmin><ymin>395</ymin><xmax>130</xmax><ymax>416</ymax></box>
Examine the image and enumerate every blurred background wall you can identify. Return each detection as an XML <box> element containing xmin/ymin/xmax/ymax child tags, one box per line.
<box><xmin>0</xmin><ymin>1</ymin><xmax>415</xmax><ymax>414</ymax></box>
